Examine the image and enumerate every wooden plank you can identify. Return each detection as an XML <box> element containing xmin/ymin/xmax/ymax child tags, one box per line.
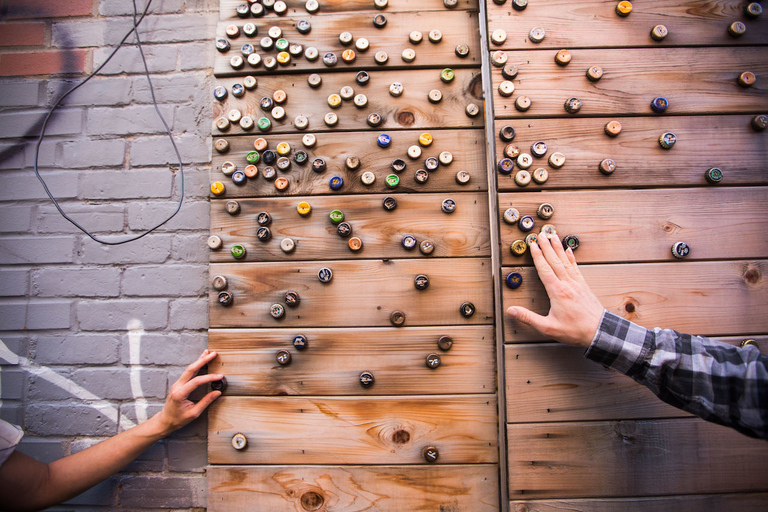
<box><xmin>212</xmin><ymin>128</ymin><xmax>487</xmax><ymax>197</ymax></box>
<box><xmin>210</xmin><ymin>258</ymin><xmax>493</xmax><ymax>328</ymax></box>
<box><xmin>498</xmin><ymin>187</ymin><xmax>768</xmax><ymax>265</ymax></box>
<box><xmin>502</xmin><ymin>260</ymin><xmax>768</xmax><ymax>342</ymax></box>
<box><xmin>221</xmin><ymin>0</ymin><xmax>479</xmax><ymax>19</ymax></box>
<box><xmin>510</xmin><ymin>493</ymin><xmax>768</xmax><ymax>512</ymax></box>
<box><xmin>210</xmin><ymin>192</ymin><xmax>490</xmax><ymax>262</ymax></box>
<box><xmin>487</xmin><ymin>0</ymin><xmax>768</xmax><ymax>49</ymax></box>
<box><xmin>493</xmin><ymin>116</ymin><xmax>768</xmax><ymax>190</ymax></box>
<box><xmin>507</xmin><ymin>418</ymin><xmax>768</xmax><ymax>498</ymax></box>
<box><xmin>492</xmin><ymin>47</ymin><xmax>768</xmax><ymax>118</ymax></box>
<box><xmin>208</xmin><ymin>465</ymin><xmax>499</xmax><ymax>512</ymax></box>
<box><xmin>505</xmin><ymin>337</ymin><xmax>768</xmax><ymax>423</ymax></box>
<box><xmin>208</xmin><ymin>325</ymin><xmax>495</xmax><ymax>395</ymax></box>
<box><xmin>214</xmin><ymin>11</ymin><xmax>481</xmax><ymax>77</ymax></box>
<box><xmin>208</xmin><ymin>395</ymin><xmax>499</xmax><ymax>464</ymax></box>
<box><xmin>212</xmin><ymin>68</ymin><xmax>483</xmax><ymax>136</ymax></box>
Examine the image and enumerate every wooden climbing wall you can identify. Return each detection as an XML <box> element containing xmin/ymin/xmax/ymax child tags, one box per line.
<box><xmin>207</xmin><ymin>1</ymin><xmax>768</xmax><ymax>510</ymax></box>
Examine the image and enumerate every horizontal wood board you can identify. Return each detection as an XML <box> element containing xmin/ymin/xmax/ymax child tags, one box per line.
<box><xmin>208</xmin><ymin>325</ymin><xmax>495</xmax><ymax>395</ymax></box>
<box><xmin>507</xmin><ymin>418</ymin><xmax>768</xmax><ymax>498</ymax></box>
<box><xmin>214</xmin><ymin>11</ymin><xmax>481</xmax><ymax>76</ymax></box>
<box><xmin>487</xmin><ymin>0</ymin><xmax>768</xmax><ymax>49</ymax></box>
<box><xmin>221</xmin><ymin>0</ymin><xmax>480</xmax><ymax>19</ymax></box>
<box><xmin>502</xmin><ymin>259</ymin><xmax>768</xmax><ymax>342</ymax></box>
<box><xmin>210</xmin><ymin>192</ymin><xmax>490</xmax><ymax>261</ymax></box>
<box><xmin>212</xmin><ymin>128</ymin><xmax>487</xmax><ymax>197</ymax></box>
<box><xmin>208</xmin><ymin>464</ymin><xmax>499</xmax><ymax>511</ymax></box>
<box><xmin>212</xmin><ymin>67</ymin><xmax>484</xmax><ymax>135</ymax></box>
<box><xmin>209</xmin><ymin>395</ymin><xmax>499</xmax><ymax>464</ymax></box>
<box><xmin>493</xmin><ymin>116</ymin><xmax>768</xmax><ymax>190</ymax></box>
<box><xmin>210</xmin><ymin>258</ymin><xmax>493</xmax><ymax>328</ymax></box>
<box><xmin>498</xmin><ymin>187</ymin><xmax>768</xmax><ymax>265</ymax></box>
<box><xmin>510</xmin><ymin>494</ymin><xmax>768</xmax><ymax>512</ymax></box>
<box><xmin>492</xmin><ymin>47</ymin><xmax>768</xmax><ymax>118</ymax></box>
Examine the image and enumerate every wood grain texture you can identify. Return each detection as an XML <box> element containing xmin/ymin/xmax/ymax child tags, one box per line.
<box><xmin>208</xmin><ymin>465</ymin><xmax>499</xmax><ymax>512</ymax></box>
<box><xmin>493</xmin><ymin>116</ymin><xmax>768</xmax><ymax>190</ymax></box>
<box><xmin>510</xmin><ymin>493</ymin><xmax>768</xmax><ymax>512</ymax></box>
<box><xmin>487</xmin><ymin>0</ymin><xmax>768</xmax><ymax>49</ymax></box>
<box><xmin>220</xmin><ymin>0</ymin><xmax>479</xmax><ymax>19</ymax></box>
<box><xmin>214</xmin><ymin>11</ymin><xmax>481</xmax><ymax>77</ymax></box>
<box><xmin>212</xmin><ymin>128</ymin><xmax>486</xmax><ymax>197</ymax></box>
<box><xmin>208</xmin><ymin>325</ymin><xmax>495</xmax><ymax>395</ymax></box>
<box><xmin>505</xmin><ymin>337</ymin><xmax>768</xmax><ymax>423</ymax></box>
<box><xmin>507</xmin><ymin>418</ymin><xmax>768</xmax><ymax>498</ymax></box>
<box><xmin>212</xmin><ymin>68</ymin><xmax>483</xmax><ymax>135</ymax></box>
<box><xmin>210</xmin><ymin>258</ymin><xmax>493</xmax><ymax>328</ymax></box>
<box><xmin>498</xmin><ymin>187</ymin><xmax>768</xmax><ymax>265</ymax></box>
<box><xmin>208</xmin><ymin>395</ymin><xmax>499</xmax><ymax>464</ymax></box>
<box><xmin>492</xmin><ymin>47</ymin><xmax>768</xmax><ymax>118</ymax></box>
<box><xmin>502</xmin><ymin>260</ymin><xmax>768</xmax><ymax>342</ymax></box>
<box><xmin>210</xmin><ymin>192</ymin><xmax>490</xmax><ymax>262</ymax></box>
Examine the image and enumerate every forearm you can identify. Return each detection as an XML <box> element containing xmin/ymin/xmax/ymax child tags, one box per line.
<box><xmin>586</xmin><ymin>310</ymin><xmax>768</xmax><ymax>439</ymax></box>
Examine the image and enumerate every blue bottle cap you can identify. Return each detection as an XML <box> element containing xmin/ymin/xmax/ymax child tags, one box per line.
<box><xmin>505</xmin><ymin>272</ymin><xmax>523</xmax><ymax>289</ymax></box>
<box><xmin>650</xmin><ymin>96</ymin><xmax>668</xmax><ymax>113</ymax></box>
<box><xmin>377</xmin><ymin>133</ymin><xmax>392</xmax><ymax>147</ymax></box>
<box><xmin>329</xmin><ymin>176</ymin><xmax>344</xmax><ymax>190</ymax></box>
<box><xmin>231</xmin><ymin>170</ymin><xmax>247</xmax><ymax>185</ymax></box>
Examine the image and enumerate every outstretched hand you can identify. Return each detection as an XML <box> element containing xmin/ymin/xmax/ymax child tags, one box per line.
<box><xmin>506</xmin><ymin>234</ymin><xmax>604</xmax><ymax>348</ymax></box>
<box><xmin>153</xmin><ymin>349</ymin><xmax>223</xmax><ymax>436</ymax></box>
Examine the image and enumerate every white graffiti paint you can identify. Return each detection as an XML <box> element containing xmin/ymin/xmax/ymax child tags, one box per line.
<box><xmin>127</xmin><ymin>319</ymin><xmax>149</xmax><ymax>424</ymax></box>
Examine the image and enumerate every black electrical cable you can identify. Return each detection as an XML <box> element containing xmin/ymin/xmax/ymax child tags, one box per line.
<box><xmin>33</xmin><ymin>0</ymin><xmax>185</xmax><ymax>245</ymax></box>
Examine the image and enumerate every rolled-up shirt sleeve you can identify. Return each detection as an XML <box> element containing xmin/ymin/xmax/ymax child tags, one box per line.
<box><xmin>0</xmin><ymin>419</ymin><xmax>23</xmax><ymax>468</ymax></box>
<box><xmin>585</xmin><ymin>310</ymin><xmax>768</xmax><ymax>440</ymax></box>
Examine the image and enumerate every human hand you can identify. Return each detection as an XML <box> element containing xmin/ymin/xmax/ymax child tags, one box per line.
<box><xmin>506</xmin><ymin>234</ymin><xmax>604</xmax><ymax>348</ymax></box>
<box><xmin>153</xmin><ymin>349</ymin><xmax>223</xmax><ymax>436</ymax></box>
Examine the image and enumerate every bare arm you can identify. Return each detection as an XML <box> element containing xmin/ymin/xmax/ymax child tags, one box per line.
<box><xmin>0</xmin><ymin>350</ymin><xmax>223</xmax><ymax>512</ymax></box>
<box><xmin>506</xmin><ymin>233</ymin><xmax>604</xmax><ymax>348</ymax></box>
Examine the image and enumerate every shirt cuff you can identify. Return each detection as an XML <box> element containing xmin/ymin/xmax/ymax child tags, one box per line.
<box><xmin>584</xmin><ymin>310</ymin><xmax>654</xmax><ymax>378</ymax></box>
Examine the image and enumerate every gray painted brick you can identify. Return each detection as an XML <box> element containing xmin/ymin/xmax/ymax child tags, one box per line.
<box><xmin>0</xmin><ymin>402</ymin><xmax>22</xmax><ymax>425</ymax></box>
<box><xmin>0</xmin><ymin>141</ymin><xmax>26</xmax><ymax>169</ymax></box>
<box><xmin>119</xmin><ymin>403</ymin><xmax>163</xmax><ymax>433</ymax></box>
<box><xmin>26</xmin><ymin>301</ymin><xmax>72</xmax><ymax>330</ymax></box>
<box><xmin>78</xmin><ymin>234</ymin><xmax>172</xmax><ymax>264</ymax></box>
<box><xmin>93</xmin><ymin>45</ymin><xmax>179</xmax><ymax>75</ymax></box>
<box><xmin>127</xmin><ymin>200</ymin><xmax>207</xmax><ymax>231</ymax></box>
<box><xmin>169</xmin><ymin>298</ymin><xmax>208</xmax><ymax>330</ymax></box>
<box><xmin>123</xmin><ymin>264</ymin><xmax>206</xmax><ymax>296</ymax></box>
<box><xmin>168</xmin><ymin>438</ymin><xmax>206</xmax><ymax>472</ymax></box>
<box><xmin>0</xmin><ymin>206</ymin><xmax>33</xmax><ymax>233</ymax></box>
<box><xmin>86</xmin><ymin>105</ymin><xmax>175</xmax><ymax>136</ymax></box>
<box><xmin>0</xmin><ymin>109</ymin><xmax>83</xmax><ymax>139</ymax></box>
<box><xmin>35</xmin><ymin>334</ymin><xmax>120</xmax><ymax>365</ymax></box>
<box><xmin>168</xmin><ymin>408</ymin><xmax>207</xmax><ymax>438</ymax></box>
<box><xmin>32</xmin><ymin>267</ymin><xmax>122</xmax><ymax>298</ymax></box>
<box><xmin>171</xmin><ymin>233</ymin><xmax>208</xmax><ymax>263</ymax></box>
<box><xmin>52</xmin><ymin>20</ymin><xmax>106</xmax><ymax>48</ymax></box>
<box><xmin>105</xmin><ymin>14</ymin><xmax>217</xmax><ymax>45</ymax></box>
<box><xmin>77</xmin><ymin>299</ymin><xmax>169</xmax><ymax>331</ymax></box>
<box><xmin>27</xmin><ymin>370</ymin><xmax>75</xmax><ymax>400</ymax></box>
<box><xmin>36</xmin><ymin>204</ymin><xmax>125</xmax><ymax>235</ymax></box>
<box><xmin>0</xmin><ymin>335</ymin><xmax>27</xmax><ymax>364</ymax></box>
<box><xmin>100</xmin><ymin>0</ymin><xmax>186</xmax><ymax>16</ymax></box>
<box><xmin>132</xmin><ymin>73</ymin><xmax>206</xmax><ymax>104</ymax></box>
<box><xmin>46</xmin><ymin>78</ymin><xmax>132</xmax><ymax>107</ymax></box>
<box><xmin>72</xmin><ymin>368</ymin><xmax>167</xmax><ymax>399</ymax></box>
<box><xmin>175</xmin><ymin>165</ymin><xmax>211</xmax><ymax>199</ymax></box>
<box><xmin>0</xmin><ymin>81</ymin><xmax>41</xmax><ymax>107</ymax></box>
<box><xmin>118</xmin><ymin>475</ymin><xmax>206</xmax><ymax>508</ymax></box>
<box><xmin>62</xmin><ymin>477</ymin><xmax>118</xmax><ymax>506</ymax></box>
<box><xmin>0</xmin><ymin>172</ymin><xmax>77</xmax><ymax>202</ymax></box>
<box><xmin>120</xmin><ymin>332</ymin><xmax>205</xmax><ymax>365</ymax></box>
<box><xmin>121</xmin><ymin>440</ymin><xmax>166</xmax><ymax>472</ymax></box>
<box><xmin>61</xmin><ymin>139</ymin><xmax>126</xmax><ymax>168</ymax></box>
<box><xmin>0</xmin><ymin>237</ymin><xmax>75</xmax><ymax>264</ymax></box>
<box><xmin>0</xmin><ymin>268</ymin><xmax>28</xmax><ymax>296</ymax></box>
<box><xmin>179</xmin><ymin>42</ymin><xmax>215</xmax><ymax>70</ymax></box>
<box><xmin>16</xmin><ymin>437</ymin><xmax>67</xmax><ymax>464</ymax></box>
<box><xmin>25</xmin><ymin>139</ymin><xmax>58</xmax><ymax>167</ymax></box>
<box><xmin>130</xmin><ymin>134</ymin><xmax>210</xmax><ymax>165</ymax></box>
<box><xmin>81</xmin><ymin>169</ymin><xmax>173</xmax><ymax>199</ymax></box>
<box><xmin>26</xmin><ymin>403</ymin><xmax>118</xmax><ymax>436</ymax></box>
<box><xmin>0</xmin><ymin>302</ymin><xmax>27</xmax><ymax>330</ymax></box>
<box><xmin>0</xmin><ymin>369</ymin><xmax>23</xmax><ymax>399</ymax></box>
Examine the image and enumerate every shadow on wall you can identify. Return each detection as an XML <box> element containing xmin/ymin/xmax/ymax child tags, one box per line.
<box><xmin>0</xmin><ymin>1</ymin><xmax>79</xmax><ymax>164</ymax></box>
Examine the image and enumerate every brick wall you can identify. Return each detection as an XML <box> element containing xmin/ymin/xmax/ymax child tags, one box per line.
<box><xmin>0</xmin><ymin>0</ymin><xmax>217</xmax><ymax>508</ymax></box>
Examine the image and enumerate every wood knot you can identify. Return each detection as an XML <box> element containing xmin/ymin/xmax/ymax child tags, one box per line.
<box><xmin>392</xmin><ymin>429</ymin><xmax>411</xmax><ymax>445</ymax></box>
<box><xmin>468</xmin><ymin>73</ymin><xmax>483</xmax><ymax>99</ymax></box>
<box><xmin>661</xmin><ymin>221</ymin><xmax>681</xmax><ymax>234</ymax></box>
<box><xmin>300</xmin><ymin>491</ymin><xmax>325</xmax><ymax>511</ymax></box>
<box><xmin>744</xmin><ymin>267</ymin><xmax>761</xmax><ymax>285</ymax></box>
<box><xmin>624</xmin><ymin>302</ymin><xmax>636</xmax><ymax>314</ymax></box>
<box><xmin>396</xmin><ymin>110</ymin><xmax>415</xmax><ymax>126</ymax></box>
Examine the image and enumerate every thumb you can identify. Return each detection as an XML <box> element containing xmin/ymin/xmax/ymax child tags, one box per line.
<box><xmin>506</xmin><ymin>306</ymin><xmax>549</xmax><ymax>336</ymax></box>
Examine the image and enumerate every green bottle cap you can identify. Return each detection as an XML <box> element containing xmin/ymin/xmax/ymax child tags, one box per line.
<box><xmin>385</xmin><ymin>174</ymin><xmax>400</xmax><ymax>188</ymax></box>
<box><xmin>329</xmin><ymin>209</ymin><xmax>344</xmax><ymax>224</ymax></box>
<box><xmin>231</xmin><ymin>244</ymin><xmax>246</xmax><ymax>259</ymax></box>
<box><xmin>245</xmin><ymin>151</ymin><xmax>260</xmax><ymax>164</ymax></box>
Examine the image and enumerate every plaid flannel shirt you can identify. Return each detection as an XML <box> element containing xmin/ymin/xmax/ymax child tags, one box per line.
<box><xmin>585</xmin><ymin>310</ymin><xmax>768</xmax><ymax>440</ymax></box>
